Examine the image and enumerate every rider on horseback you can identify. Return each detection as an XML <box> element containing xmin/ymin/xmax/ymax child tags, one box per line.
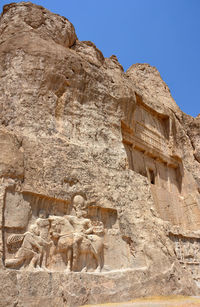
<box><xmin>65</xmin><ymin>195</ymin><xmax>94</xmax><ymax>262</ymax></box>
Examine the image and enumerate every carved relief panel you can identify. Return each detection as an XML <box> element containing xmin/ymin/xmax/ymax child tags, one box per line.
<box><xmin>122</xmin><ymin>101</ymin><xmax>170</xmax><ymax>157</ymax></box>
<box><xmin>133</xmin><ymin>105</ymin><xmax>168</xmax><ymax>154</ymax></box>
<box><xmin>2</xmin><ymin>190</ymin><xmax>135</xmax><ymax>273</ymax></box>
<box><xmin>170</xmin><ymin>234</ymin><xmax>200</xmax><ymax>283</ymax></box>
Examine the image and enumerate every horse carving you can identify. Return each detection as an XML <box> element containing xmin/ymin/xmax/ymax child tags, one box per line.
<box><xmin>49</xmin><ymin>215</ymin><xmax>104</xmax><ymax>272</ymax></box>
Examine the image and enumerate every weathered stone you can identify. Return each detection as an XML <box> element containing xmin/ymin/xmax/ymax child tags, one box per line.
<box><xmin>0</xmin><ymin>2</ymin><xmax>200</xmax><ymax>306</ymax></box>
<box><xmin>0</xmin><ymin>128</ymin><xmax>24</xmax><ymax>179</ymax></box>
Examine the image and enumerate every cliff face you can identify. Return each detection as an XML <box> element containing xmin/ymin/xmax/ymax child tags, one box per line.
<box><xmin>0</xmin><ymin>2</ymin><xmax>200</xmax><ymax>306</ymax></box>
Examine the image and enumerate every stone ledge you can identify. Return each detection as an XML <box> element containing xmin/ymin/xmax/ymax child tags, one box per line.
<box><xmin>0</xmin><ymin>267</ymin><xmax>197</xmax><ymax>307</ymax></box>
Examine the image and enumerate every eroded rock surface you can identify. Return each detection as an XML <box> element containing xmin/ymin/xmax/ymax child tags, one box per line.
<box><xmin>0</xmin><ymin>2</ymin><xmax>200</xmax><ymax>306</ymax></box>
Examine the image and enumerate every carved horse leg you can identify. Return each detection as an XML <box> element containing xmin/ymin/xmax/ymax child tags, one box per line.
<box><xmin>65</xmin><ymin>248</ymin><xmax>73</xmax><ymax>272</ymax></box>
<box><xmin>93</xmin><ymin>251</ymin><xmax>102</xmax><ymax>272</ymax></box>
<box><xmin>80</xmin><ymin>252</ymin><xmax>88</xmax><ymax>272</ymax></box>
<box><xmin>77</xmin><ymin>236</ymin><xmax>104</xmax><ymax>272</ymax></box>
<box><xmin>88</xmin><ymin>236</ymin><xmax>104</xmax><ymax>272</ymax></box>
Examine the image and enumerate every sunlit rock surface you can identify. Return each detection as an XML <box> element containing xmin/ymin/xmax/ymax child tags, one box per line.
<box><xmin>0</xmin><ymin>2</ymin><xmax>200</xmax><ymax>306</ymax></box>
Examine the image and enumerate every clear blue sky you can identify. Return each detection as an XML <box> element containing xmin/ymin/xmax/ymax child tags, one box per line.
<box><xmin>0</xmin><ymin>0</ymin><xmax>199</xmax><ymax>117</ymax></box>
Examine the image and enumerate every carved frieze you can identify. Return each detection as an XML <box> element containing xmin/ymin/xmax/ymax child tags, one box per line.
<box><xmin>2</xmin><ymin>191</ymin><xmax>134</xmax><ymax>272</ymax></box>
<box><xmin>135</xmin><ymin>121</ymin><xmax>166</xmax><ymax>153</ymax></box>
<box><xmin>122</xmin><ymin>101</ymin><xmax>179</xmax><ymax>167</ymax></box>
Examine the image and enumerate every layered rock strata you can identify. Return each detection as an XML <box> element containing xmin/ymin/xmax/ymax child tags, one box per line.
<box><xmin>0</xmin><ymin>2</ymin><xmax>200</xmax><ymax>306</ymax></box>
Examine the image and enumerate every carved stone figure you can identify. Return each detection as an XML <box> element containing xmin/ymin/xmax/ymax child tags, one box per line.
<box><xmin>49</xmin><ymin>195</ymin><xmax>105</xmax><ymax>272</ymax></box>
<box><xmin>77</xmin><ymin>220</ymin><xmax>105</xmax><ymax>272</ymax></box>
<box><xmin>5</xmin><ymin>224</ymin><xmax>50</xmax><ymax>270</ymax></box>
<box><xmin>66</xmin><ymin>195</ymin><xmax>94</xmax><ymax>263</ymax></box>
<box><xmin>172</xmin><ymin>234</ymin><xmax>200</xmax><ymax>282</ymax></box>
<box><xmin>66</xmin><ymin>195</ymin><xmax>104</xmax><ymax>272</ymax></box>
<box><xmin>35</xmin><ymin>210</ymin><xmax>50</xmax><ymax>269</ymax></box>
<box><xmin>49</xmin><ymin>216</ymin><xmax>74</xmax><ymax>272</ymax></box>
<box><xmin>174</xmin><ymin>240</ymin><xmax>182</xmax><ymax>260</ymax></box>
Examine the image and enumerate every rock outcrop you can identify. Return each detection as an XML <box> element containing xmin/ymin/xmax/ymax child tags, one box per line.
<box><xmin>0</xmin><ymin>2</ymin><xmax>200</xmax><ymax>306</ymax></box>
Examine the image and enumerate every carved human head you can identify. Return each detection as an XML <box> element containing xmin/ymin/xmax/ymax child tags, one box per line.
<box><xmin>29</xmin><ymin>224</ymin><xmax>40</xmax><ymax>236</ymax></box>
<box><xmin>76</xmin><ymin>208</ymin><xmax>87</xmax><ymax>218</ymax></box>
<box><xmin>39</xmin><ymin>209</ymin><xmax>47</xmax><ymax>219</ymax></box>
<box><xmin>73</xmin><ymin>195</ymin><xmax>86</xmax><ymax>209</ymax></box>
<box><xmin>73</xmin><ymin>195</ymin><xmax>88</xmax><ymax>218</ymax></box>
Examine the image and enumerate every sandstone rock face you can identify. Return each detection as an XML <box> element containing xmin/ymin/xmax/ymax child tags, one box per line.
<box><xmin>0</xmin><ymin>2</ymin><xmax>200</xmax><ymax>306</ymax></box>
